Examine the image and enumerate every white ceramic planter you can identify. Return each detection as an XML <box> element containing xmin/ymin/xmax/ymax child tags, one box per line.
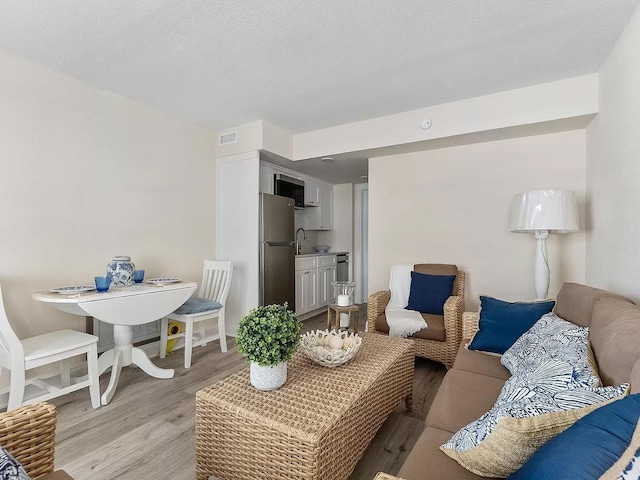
<box><xmin>249</xmin><ymin>361</ymin><xmax>287</xmax><ymax>391</ymax></box>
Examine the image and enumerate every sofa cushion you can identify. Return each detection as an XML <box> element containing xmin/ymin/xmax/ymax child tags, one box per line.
<box><xmin>467</xmin><ymin>296</ymin><xmax>555</xmax><ymax>355</ymax></box>
<box><xmin>554</xmin><ymin>282</ymin><xmax>632</xmax><ymax>327</ymax></box>
<box><xmin>590</xmin><ymin>298</ymin><xmax>640</xmax><ymax>388</ymax></box>
<box><xmin>453</xmin><ymin>342</ymin><xmax>511</xmax><ymax>380</ymax></box>
<box><xmin>398</xmin><ymin>427</ymin><xmax>496</xmax><ymax>480</ymax></box>
<box><xmin>406</xmin><ymin>271</ymin><xmax>455</xmax><ymax>315</ymax></box>
<box><xmin>500</xmin><ymin>313</ymin><xmax>600</xmax><ymax>388</ymax></box>
<box><xmin>510</xmin><ymin>394</ymin><xmax>640</xmax><ymax>480</ymax></box>
<box><xmin>426</xmin><ymin>369</ymin><xmax>506</xmax><ymax>433</ymax></box>
<box><xmin>375</xmin><ymin>312</ymin><xmax>445</xmax><ymax>342</ymax></box>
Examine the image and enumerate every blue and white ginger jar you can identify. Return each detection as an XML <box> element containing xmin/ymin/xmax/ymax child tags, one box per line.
<box><xmin>107</xmin><ymin>256</ymin><xmax>135</xmax><ymax>286</ymax></box>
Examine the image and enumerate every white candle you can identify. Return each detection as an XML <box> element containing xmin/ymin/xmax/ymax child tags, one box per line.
<box><xmin>337</xmin><ymin>294</ymin><xmax>350</xmax><ymax>306</ymax></box>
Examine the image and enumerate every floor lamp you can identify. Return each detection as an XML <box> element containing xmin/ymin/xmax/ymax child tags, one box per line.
<box><xmin>509</xmin><ymin>190</ymin><xmax>579</xmax><ymax>300</ymax></box>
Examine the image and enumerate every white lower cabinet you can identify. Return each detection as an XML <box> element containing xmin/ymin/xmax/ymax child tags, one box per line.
<box><xmin>318</xmin><ymin>265</ymin><xmax>337</xmax><ymax>308</ymax></box>
<box><xmin>296</xmin><ymin>255</ymin><xmax>336</xmax><ymax>314</ymax></box>
<box><xmin>295</xmin><ymin>257</ymin><xmax>319</xmax><ymax>315</ymax></box>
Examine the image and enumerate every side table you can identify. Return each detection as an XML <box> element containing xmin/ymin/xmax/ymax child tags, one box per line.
<box><xmin>327</xmin><ymin>303</ymin><xmax>359</xmax><ymax>332</ymax></box>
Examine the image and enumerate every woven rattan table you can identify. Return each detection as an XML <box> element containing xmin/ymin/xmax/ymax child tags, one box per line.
<box><xmin>195</xmin><ymin>333</ymin><xmax>414</xmax><ymax>480</ymax></box>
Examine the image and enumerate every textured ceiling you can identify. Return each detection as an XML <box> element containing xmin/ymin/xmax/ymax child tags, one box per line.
<box><xmin>0</xmin><ymin>0</ymin><xmax>638</xmax><ymax>138</ymax></box>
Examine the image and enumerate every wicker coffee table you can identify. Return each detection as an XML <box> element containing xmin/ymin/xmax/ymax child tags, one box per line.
<box><xmin>195</xmin><ymin>333</ymin><xmax>414</xmax><ymax>480</ymax></box>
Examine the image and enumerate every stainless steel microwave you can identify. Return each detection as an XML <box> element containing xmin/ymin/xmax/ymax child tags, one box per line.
<box><xmin>274</xmin><ymin>174</ymin><xmax>305</xmax><ymax>208</ymax></box>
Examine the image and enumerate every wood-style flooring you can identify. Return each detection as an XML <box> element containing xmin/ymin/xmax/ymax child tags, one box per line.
<box><xmin>52</xmin><ymin>308</ymin><xmax>446</xmax><ymax>479</ymax></box>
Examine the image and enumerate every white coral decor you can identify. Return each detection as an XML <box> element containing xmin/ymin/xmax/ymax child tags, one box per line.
<box><xmin>300</xmin><ymin>330</ymin><xmax>362</xmax><ymax>367</ymax></box>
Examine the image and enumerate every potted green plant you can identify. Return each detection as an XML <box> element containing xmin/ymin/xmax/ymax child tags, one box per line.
<box><xmin>236</xmin><ymin>303</ymin><xmax>301</xmax><ymax>391</ymax></box>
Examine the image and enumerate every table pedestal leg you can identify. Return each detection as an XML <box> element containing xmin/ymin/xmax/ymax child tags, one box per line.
<box><xmin>132</xmin><ymin>348</ymin><xmax>174</xmax><ymax>379</ymax></box>
<box><xmin>101</xmin><ymin>349</ymin><xmax>123</xmax><ymax>406</ymax></box>
<box><xmin>98</xmin><ymin>324</ymin><xmax>174</xmax><ymax>405</ymax></box>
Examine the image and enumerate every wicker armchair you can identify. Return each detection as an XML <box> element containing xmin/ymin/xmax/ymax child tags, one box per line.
<box><xmin>367</xmin><ymin>265</ymin><xmax>465</xmax><ymax>369</ymax></box>
<box><xmin>0</xmin><ymin>402</ymin><xmax>72</xmax><ymax>479</ymax></box>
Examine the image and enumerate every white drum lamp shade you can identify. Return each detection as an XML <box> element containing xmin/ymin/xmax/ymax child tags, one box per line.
<box><xmin>509</xmin><ymin>190</ymin><xmax>579</xmax><ymax>300</ymax></box>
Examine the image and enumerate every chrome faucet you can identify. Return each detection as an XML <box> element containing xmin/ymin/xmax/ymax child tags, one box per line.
<box><xmin>296</xmin><ymin>228</ymin><xmax>307</xmax><ymax>255</ymax></box>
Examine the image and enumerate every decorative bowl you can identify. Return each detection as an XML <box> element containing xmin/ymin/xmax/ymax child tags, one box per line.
<box><xmin>315</xmin><ymin>245</ymin><xmax>331</xmax><ymax>253</ymax></box>
<box><xmin>300</xmin><ymin>329</ymin><xmax>362</xmax><ymax>367</ymax></box>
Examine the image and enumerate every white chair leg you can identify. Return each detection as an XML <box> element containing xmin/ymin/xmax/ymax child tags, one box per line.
<box><xmin>87</xmin><ymin>343</ymin><xmax>101</xmax><ymax>409</ymax></box>
<box><xmin>60</xmin><ymin>358</ymin><xmax>71</xmax><ymax>387</ymax></box>
<box><xmin>8</xmin><ymin>365</ymin><xmax>26</xmax><ymax>412</ymax></box>
<box><xmin>218</xmin><ymin>311</ymin><xmax>227</xmax><ymax>353</ymax></box>
<box><xmin>184</xmin><ymin>319</ymin><xmax>194</xmax><ymax>369</ymax></box>
<box><xmin>159</xmin><ymin>316</ymin><xmax>169</xmax><ymax>359</ymax></box>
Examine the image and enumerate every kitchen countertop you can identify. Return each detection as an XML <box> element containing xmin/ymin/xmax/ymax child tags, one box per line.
<box><xmin>295</xmin><ymin>251</ymin><xmax>347</xmax><ymax>258</ymax></box>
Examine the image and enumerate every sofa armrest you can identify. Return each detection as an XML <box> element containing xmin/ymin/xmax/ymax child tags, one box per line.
<box><xmin>373</xmin><ymin>473</ymin><xmax>405</xmax><ymax>480</ymax></box>
<box><xmin>462</xmin><ymin>311</ymin><xmax>479</xmax><ymax>340</ymax></box>
<box><xmin>367</xmin><ymin>290</ymin><xmax>391</xmax><ymax>332</ymax></box>
<box><xmin>0</xmin><ymin>402</ymin><xmax>57</xmax><ymax>479</ymax></box>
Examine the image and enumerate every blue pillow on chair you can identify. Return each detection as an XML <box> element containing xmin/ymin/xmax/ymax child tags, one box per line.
<box><xmin>173</xmin><ymin>297</ymin><xmax>222</xmax><ymax>315</ymax></box>
<box><xmin>509</xmin><ymin>393</ymin><xmax>640</xmax><ymax>479</ymax></box>
<box><xmin>406</xmin><ymin>271</ymin><xmax>455</xmax><ymax>315</ymax></box>
<box><xmin>467</xmin><ymin>296</ymin><xmax>555</xmax><ymax>355</ymax></box>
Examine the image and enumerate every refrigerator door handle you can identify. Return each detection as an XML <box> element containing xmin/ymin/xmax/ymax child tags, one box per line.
<box><xmin>265</xmin><ymin>241</ymin><xmax>295</xmax><ymax>247</ymax></box>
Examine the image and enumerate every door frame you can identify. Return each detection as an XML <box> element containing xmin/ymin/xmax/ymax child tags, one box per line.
<box><xmin>354</xmin><ymin>183</ymin><xmax>368</xmax><ymax>305</ymax></box>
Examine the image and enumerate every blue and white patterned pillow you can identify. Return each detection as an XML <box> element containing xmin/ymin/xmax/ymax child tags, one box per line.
<box><xmin>501</xmin><ymin>313</ymin><xmax>601</xmax><ymax>388</ymax></box>
<box><xmin>0</xmin><ymin>448</ymin><xmax>31</xmax><ymax>480</ymax></box>
<box><xmin>443</xmin><ymin>374</ymin><xmax>628</xmax><ymax>456</ymax></box>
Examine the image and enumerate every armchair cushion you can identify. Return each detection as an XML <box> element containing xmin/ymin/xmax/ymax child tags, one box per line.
<box><xmin>375</xmin><ymin>312</ymin><xmax>445</xmax><ymax>342</ymax></box>
<box><xmin>406</xmin><ymin>272</ymin><xmax>456</xmax><ymax>315</ymax></box>
<box><xmin>468</xmin><ymin>296</ymin><xmax>555</xmax><ymax>355</ymax></box>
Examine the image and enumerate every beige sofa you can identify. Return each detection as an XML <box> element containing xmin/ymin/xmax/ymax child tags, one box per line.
<box><xmin>377</xmin><ymin>282</ymin><xmax>640</xmax><ymax>480</ymax></box>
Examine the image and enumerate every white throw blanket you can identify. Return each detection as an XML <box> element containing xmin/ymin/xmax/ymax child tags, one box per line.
<box><xmin>385</xmin><ymin>264</ymin><xmax>427</xmax><ymax>338</ymax></box>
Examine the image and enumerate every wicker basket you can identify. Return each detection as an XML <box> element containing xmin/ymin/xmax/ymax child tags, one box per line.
<box><xmin>300</xmin><ymin>329</ymin><xmax>362</xmax><ymax>367</ymax></box>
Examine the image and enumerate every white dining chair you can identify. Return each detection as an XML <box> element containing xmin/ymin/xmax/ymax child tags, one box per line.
<box><xmin>160</xmin><ymin>260</ymin><xmax>233</xmax><ymax>368</ymax></box>
<box><xmin>0</xmin><ymin>284</ymin><xmax>101</xmax><ymax>412</ymax></box>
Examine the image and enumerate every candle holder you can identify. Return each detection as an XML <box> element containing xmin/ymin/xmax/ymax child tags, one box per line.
<box><xmin>332</xmin><ymin>282</ymin><xmax>356</xmax><ymax>306</ymax></box>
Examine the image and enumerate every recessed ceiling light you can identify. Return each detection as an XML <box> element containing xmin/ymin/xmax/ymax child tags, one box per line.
<box><xmin>321</xmin><ymin>157</ymin><xmax>334</xmax><ymax>163</ymax></box>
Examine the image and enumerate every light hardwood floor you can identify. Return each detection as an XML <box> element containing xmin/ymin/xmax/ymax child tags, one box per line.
<box><xmin>52</xmin><ymin>309</ymin><xmax>446</xmax><ymax>479</ymax></box>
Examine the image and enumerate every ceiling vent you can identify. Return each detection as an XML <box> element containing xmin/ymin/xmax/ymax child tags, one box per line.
<box><xmin>218</xmin><ymin>131</ymin><xmax>237</xmax><ymax>145</ymax></box>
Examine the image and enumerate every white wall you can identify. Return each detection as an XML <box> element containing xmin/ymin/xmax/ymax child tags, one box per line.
<box><xmin>294</xmin><ymin>75</ymin><xmax>597</xmax><ymax>160</ymax></box>
<box><xmin>0</xmin><ymin>49</ymin><xmax>217</xmax><ymax>338</ymax></box>
<box><xmin>369</xmin><ymin>130</ymin><xmax>587</xmax><ymax>310</ymax></box>
<box><xmin>216</xmin><ymin>152</ymin><xmax>260</xmax><ymax>335</ymax></box>
<box><xmin>586</xmin><ymin>5</ymin><xmax>640</xmax><ymax>301</ymax></box>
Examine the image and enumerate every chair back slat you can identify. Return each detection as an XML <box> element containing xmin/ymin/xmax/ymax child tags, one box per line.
<box><xmin>0</xmin><ymin>285</ymin><xmax>24</xmax><ymax>359</ymax></box>
<box><xmin>199</xmin><ymin>260</ymin><xmax>233</xmax><ymax>305</ymax></box>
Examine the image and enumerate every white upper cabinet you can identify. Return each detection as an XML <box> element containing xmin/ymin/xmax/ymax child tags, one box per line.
<box><xmin>304</xmin><ymin>179</ymin><xmax>320</xmax><ymax>206</ymax></box>
<box><xmin>306</xmin><ymin>183</ymin><xmax>333</xmax><ymax>230</ymax></box>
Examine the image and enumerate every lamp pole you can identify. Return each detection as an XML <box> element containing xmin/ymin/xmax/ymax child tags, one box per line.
<box><xmin>533</xmin><ymin>230</ymin><xmax>550</xmax><ymax>300</ymax></box>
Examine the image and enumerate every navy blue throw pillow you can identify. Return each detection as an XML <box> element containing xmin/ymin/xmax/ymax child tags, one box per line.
<box><xmin>405</xmin><ymin>272</ymin><xmax>455</xmax><ymax>315</ymax></box>
<box><xmin>509</xmin><ymin>394</ymin><xmax>640</xmax><ymax>480</ymax></box>
<box><xmin>467</xmin><ymin>296</ymin><xmax>555</xmax><ymax>354</ymax></box>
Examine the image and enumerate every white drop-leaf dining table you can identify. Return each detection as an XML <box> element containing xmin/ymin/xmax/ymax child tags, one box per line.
<box><xmin>33</xmin><ymin>282</ymin><xmax>196</xmax><ymax>405</ymax></box>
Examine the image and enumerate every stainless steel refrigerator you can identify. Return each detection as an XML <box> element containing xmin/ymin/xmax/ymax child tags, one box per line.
<box><xmin>259</xmin><ymin>193</ymin><xmax>295</xmax><ymax>308</ymax></box>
